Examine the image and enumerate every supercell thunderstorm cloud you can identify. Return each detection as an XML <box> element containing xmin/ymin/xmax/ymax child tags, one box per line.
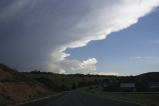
<box><xmin>0</xmin><ymin>0</ymin><xmax>159</xmax><ymax>74</ymax></box>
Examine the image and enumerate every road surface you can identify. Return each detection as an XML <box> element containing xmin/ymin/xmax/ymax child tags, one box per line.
<box><xmin>20</xmin><ymin>91</ymin><xmax>145</xmax><ymax>106</ymax></box>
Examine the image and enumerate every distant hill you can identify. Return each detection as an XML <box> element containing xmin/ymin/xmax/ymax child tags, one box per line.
<box><xmin>139</xmin><ymin>72</ymin><xmax>159</xmax><ymax>77</ymax></box>
<box><xmin>137</xmin><ymin>72</ymin><xmax>159</xmax><ymax>82</ymax></box>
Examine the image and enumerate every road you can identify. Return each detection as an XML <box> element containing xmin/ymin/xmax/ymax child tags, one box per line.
<box><xmin>20</xmin><ymin>91</ymin><xmax>145</xmax><ymax>106</ymax></box>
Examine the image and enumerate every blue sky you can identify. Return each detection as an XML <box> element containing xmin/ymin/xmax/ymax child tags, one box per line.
<box><xmin>0</xmin><ymin>0</ymin><xmax>159</xmax><ymax>75</ymax></box>
<box><xmin>67</xmin><ymin>10</ymin><xmax>159</xmax><ymax>75</ymax></box>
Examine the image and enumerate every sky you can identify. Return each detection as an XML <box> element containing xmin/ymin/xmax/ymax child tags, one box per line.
<box><xmin>0</xmin><ymin>0</ymin><xmax>159</xmax><ymax>75</ymax></box>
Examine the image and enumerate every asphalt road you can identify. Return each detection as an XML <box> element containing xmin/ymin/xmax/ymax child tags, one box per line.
<box><xmin>20</xmin><ymin>91</ymin><xmax>145</xmax><ymax>106</ymax></box>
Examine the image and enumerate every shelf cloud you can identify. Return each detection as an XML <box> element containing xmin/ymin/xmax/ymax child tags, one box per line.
<box><xmin>0</xmin><ymin>0</ymin><xmax>159</xmax><ymax>73</ymax></box>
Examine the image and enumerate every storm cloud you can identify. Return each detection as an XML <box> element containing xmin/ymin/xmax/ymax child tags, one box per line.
<box><xmin>0</xmin><ymin>0</ymin><xmax>159</xmax><ymax>73</ymax></box>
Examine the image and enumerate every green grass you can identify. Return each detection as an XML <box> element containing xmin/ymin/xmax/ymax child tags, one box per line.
<box><xmin>25</xmin><ymin>73</ymin><xmax>108</xmax><ymax>90</ymax></box>
<box><xmin>85</xmin><ymin>89</ymin><xmax>159</xmax><ymax>106</ymax></box>
<box><xmin>0</xmin><ymin>95</ymin><xmax>14</xmax><ymax>106</ymax></box>
<box><xmin>12</xmin><ymin>91</ymin><xmax>61</xmax><ymax>106</ymax></box>
<box><xmin>31</xmin><ymin>91</ymin><xmax>58</xmax><ymax>99</ymax></box>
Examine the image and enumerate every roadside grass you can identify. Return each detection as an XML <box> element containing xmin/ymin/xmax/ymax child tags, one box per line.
<box><xmin>0</xmin><ymin>91</ymin><xmax>60</xmax><ymax>106</ymax></box>
<box><xmin>31</xmin><ymin>91</ymin><xmax>58</xmax><ymax>100</ymax></box>
<box><xmin>84</xmin><ymin>88</ymin><xmax>159</xmax><ymax>106</ymax></box>
<box><xmin>13</xmin><ymin>91</ymin><xmax>62</xmax><ymax>106</ymax></box>
<box><xmin>0</xmin><ymin>95</ymin><xmax>14</xmax><ymax>106</ymax></box>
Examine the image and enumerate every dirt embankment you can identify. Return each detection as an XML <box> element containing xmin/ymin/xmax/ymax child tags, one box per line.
<box><xmin>0</xmin><ymin>64</ymin><xmax>51</xmax><ymax>106</ymax></box>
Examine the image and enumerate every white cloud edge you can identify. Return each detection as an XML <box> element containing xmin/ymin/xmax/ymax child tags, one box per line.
<box><xmin>49</xmin><ymin>0</ymin><xmax>159</xmax><ymax>74</ymax></box>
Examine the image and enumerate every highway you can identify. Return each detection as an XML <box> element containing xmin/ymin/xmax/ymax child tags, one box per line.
<box><xmin>20</xmin><ymin>91</ymin><xmax>145</xmax><ymax>106</ymax></box>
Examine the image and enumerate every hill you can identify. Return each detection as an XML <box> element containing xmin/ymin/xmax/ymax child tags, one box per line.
<box><xmin>138</xmin><ymin>72</ymin><xmax>159</xmax><ymax>81</ymax></box>
<box><xmin>140</xmin><ymin>72</ymin><xmax>159</xmax><ymax>76</ymax></box>
<box><xmin>0</xmin><ymin>64</ymin><xmax>51</xmax><ymax>106</ymax></box>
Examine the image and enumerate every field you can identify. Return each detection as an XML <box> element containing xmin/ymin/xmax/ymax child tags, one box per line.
<box><xmin>85</xmin><ymin>89</ymin><xmax>159</xmax><ymax>106</ymax></box>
